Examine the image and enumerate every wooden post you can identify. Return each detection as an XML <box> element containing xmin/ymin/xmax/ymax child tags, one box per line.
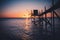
<box><xmin>52</xmin><ymin>0</ymin><xmax>55</xmax><ymax>40</ymax></box>
<box><xmin>45</xmin><ymin>6</ymin><xmax>47</xmax><ymax>38</ymax></box>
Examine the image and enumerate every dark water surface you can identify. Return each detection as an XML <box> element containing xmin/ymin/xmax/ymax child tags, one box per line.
<box><xmin>0</xmin><ymin>18</ymin><xmax>60</xmax><ymax>40</ymax></box>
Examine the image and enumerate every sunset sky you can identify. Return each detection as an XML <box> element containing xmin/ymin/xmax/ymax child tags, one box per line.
<box><xmin>1</xmin><ymin>0</ymin><xmax>59</xmax><ymax>18</ymax></box>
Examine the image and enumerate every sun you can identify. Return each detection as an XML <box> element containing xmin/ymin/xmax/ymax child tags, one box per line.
<box><xmin>23</xmin><ymin>13</ymin><xmax>31</xmax><ymax>18</ymax></box>
<box><xmin>22</xmin><ymin>10</ymin><xmax>31</xmax><ymax>18</ymax></box>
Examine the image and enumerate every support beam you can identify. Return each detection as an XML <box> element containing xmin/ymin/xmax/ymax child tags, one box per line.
<box><xmin>39</xmin><ymin>0</ymin><xmax>60</xmax><ymax>16</ymax></box>
<box><xmin>54</xmin><ymin>11</ymin><xmax>60</xmax><ymax>19</ymax></box>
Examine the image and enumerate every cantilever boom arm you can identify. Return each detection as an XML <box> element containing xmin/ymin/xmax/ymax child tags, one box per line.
<box><xmin>39</xmin><ymin>0</ymin><xmax>60</xmax><ymax>16</ymax></box>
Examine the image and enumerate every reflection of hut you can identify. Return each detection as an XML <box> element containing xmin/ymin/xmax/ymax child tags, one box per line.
<box><xmin>31</xmin><ymin>10</ymin><xmax>39</xmax><ymax>24</ymax></box>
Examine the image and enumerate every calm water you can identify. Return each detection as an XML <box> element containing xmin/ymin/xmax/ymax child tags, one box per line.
<box><xmin>0</xmin><ymin>18</ymin><xmax>60</xmax><ymax>40</ymax></box>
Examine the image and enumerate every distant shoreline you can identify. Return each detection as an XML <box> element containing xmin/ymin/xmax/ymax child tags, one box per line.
<box><xmin>0</xmin><ymin>17</ymin><xmax>60</xmax><ymax>19</ymax></box>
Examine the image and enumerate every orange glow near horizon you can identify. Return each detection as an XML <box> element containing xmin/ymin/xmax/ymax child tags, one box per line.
<box><xmin>1</xmin><ymin>11</ymin><xmax>53</xmax><ymax>18</ymax></box>
<box><xmin>1</xmin><ymin>1</ymin><xmax>55</xmax><ymax>18</ymax></box>
<box><xmin>1</xmin><ymin>1</ymin><xmax>44</xmax><ymax>18</ymax></box>
<box><xmin>1</xmin><ymin>9</ymin><xmax>31</xmax><ymax>18</ymax></box>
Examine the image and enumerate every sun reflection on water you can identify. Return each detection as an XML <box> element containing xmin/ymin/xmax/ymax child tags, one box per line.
<box><xmin>22</xmin><ymin>18</ymin><xmax>32</xmax><ymax>40</ymax></box>
<box><xmin>24</xmin><ymin>18</ymin><xmax>30</xmax><ymax>31</ymax></box>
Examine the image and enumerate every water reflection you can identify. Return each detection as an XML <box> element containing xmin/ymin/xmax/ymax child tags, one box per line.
<box><xmin>24</xmin><ymin>19</ymin><xmax>31</xmax><ymax>31</ymax></box>
<box><xmin>1</xmin><ymin>18</ymin><xmax>32</xmax><ymax>40</ymax></box>
<box><xmin>1</xmin><ymin>18</ymin><xmax>60</xmax><ymax>40</ymax></box>
<box><xmin>22</xmin><ymin>18</ymin><xmax>32</xmax><ymax>40</ymax></box>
